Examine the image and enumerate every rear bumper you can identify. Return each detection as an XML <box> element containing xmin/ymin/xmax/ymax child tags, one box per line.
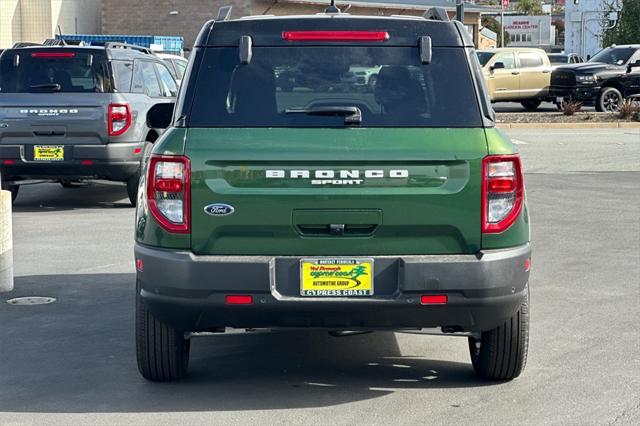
<box><xmin>0</xmin><ymin>142</ymin><xmax>144</xmax><ymax>181</ymax></box>
<box><xmin>549</xmin><ymin>85</ymin><xmax>600</xmax><ymax>103</ymax></box>
<box><xmin>135</xmin><ymin>243</ymin><xmax>531</xmax><ymax>332</ymax></box>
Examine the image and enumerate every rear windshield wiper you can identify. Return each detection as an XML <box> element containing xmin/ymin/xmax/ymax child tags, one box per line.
<box><xmin>29</xmin><ymin>83</ymin><xmax>62</xmax><ymax>91</ymax></box>
<box><xmin>285</xmin><ymin>106</ymin><xmax>362</xmax><ymax>125</ymax></box>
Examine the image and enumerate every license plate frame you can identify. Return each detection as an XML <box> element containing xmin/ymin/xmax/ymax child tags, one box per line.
<box><xmin>33</xmin><ymin>145</ymin><xmax>64</xmax><ymax>161</ymax></box>
<box><xmin>300</xmin><ymin>258</ymin><xmax>374</xmax><ymax>297</ymax></box>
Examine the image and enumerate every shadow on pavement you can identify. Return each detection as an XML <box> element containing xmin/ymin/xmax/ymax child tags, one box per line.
<box><xmin>12</xmin><ymin>182</ymin><xmax>131</xmax><ymax>212</ymax></box>
<box><xmin>0</xmin><ymin>273</ymin><xmax>499</xmax><ymax>413</ymax></box>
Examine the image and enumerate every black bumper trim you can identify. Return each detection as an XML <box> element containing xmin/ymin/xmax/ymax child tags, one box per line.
<box><xmin>135</xmin><ymin>243</ymin><xmax>531</xmax><ymax>332</ymax></box>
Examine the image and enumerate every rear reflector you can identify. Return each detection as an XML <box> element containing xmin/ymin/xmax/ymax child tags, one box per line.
<box><xmin>133</xmin><ymin>147</ymin><xmax>142</xmax><ymax>154</ymax></box>
<box><xmin>525</xmin><ymin>258</ymin><xmax>531</xmax><ymax>272</ymax></box>
<box><xmin>282</xmin><ymin>31</ymin><xmax>390</xmax><ymax>41</ymax></box>
<box><xmin>136</xmin><ymin>258</ymin><xmax>144</xmax><ymax>272</ymax></box>
<box><xmin>2</xmin><ymin>160</ymin><xmax>16</xmax><ymax>165</ymax></box>
<box><xmin>226</xmin><ymin>295</ymin><xmax>253</xmax><ymax>305</ymax></box>
<box><xmin>31</xmin><ymin>52</ymin><xmax>76</xmax><ymax>58</ymax></box>
<box><xmin>80</xmin><ymin>160</ymin><xmax>93</xmax><ymax>165</ymax></box>
<box><xmin>421</xmin><ymin>295</ymin><xmax>448</xmax><ymax>305</ymax></box>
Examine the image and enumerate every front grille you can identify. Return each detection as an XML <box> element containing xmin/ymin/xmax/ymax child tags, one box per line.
<box><xmin>551</xmin><ymin>70</ymin><xmax>576</xmax><ymax>87</ymax></box>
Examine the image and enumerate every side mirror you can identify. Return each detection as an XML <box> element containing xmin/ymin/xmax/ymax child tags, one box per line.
<box><xmin>147</xmin><ymin>102</ymin><xmax>175</xmax><ymax>129</ymax></box>
<box><xmin>490</xmin><ymin>62</ymin><xmax>505</xmax><ymax>72</ymax></box>
<box><xmin>627</xmin><ymin>60</ymin><xmax>640</xmax><ymax>73</ymax></box>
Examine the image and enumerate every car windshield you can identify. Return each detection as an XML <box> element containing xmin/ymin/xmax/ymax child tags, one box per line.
<box><xmin>588</xmin><ymin>47</ymin><xmax>637</xmax><ymax>65</ymax></box>
<box><xmin>189</xmin><ymin>46</ymin><xmax>482</xmax><ymax>128</ymax></box>
<box><xmin>476</xmin><ymin>51</ymin><xmax>495</xmax><ymax>66</ymax></box>
<box><xmin>548</xmin><ymin>54</ymin><xmax>568</xmax><ymax>64</ymax></box>
<box><xmin>0</xmin><ymin>49</ymin><xmax>110</xmax><ymax>93</ymax></box>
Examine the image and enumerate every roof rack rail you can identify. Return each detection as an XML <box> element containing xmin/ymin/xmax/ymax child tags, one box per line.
<box><xmin>216</xmin><ymin>5</ymin><xmax>232</xmax><ymax>21</ymax></box>
<box><xmin>104</xmin><ymin>42</ymin><xmax>154</xmax><ymax>55</ymax></box>
<box><xmin>43</xmin><ymin>38</ymin><xmax>66</xmax><ymax>46</ymax></box>
<box><xmin>423</xmin><ymin>7</ymin><xmax>450</xmax><ymax>21</ymax></box>
<box><xmin>12</xmin><ymin>42</ymin><xmax>41</xmax><ymax>48</ymax></box>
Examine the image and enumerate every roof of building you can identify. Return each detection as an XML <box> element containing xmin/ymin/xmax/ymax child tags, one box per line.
<box><xmin>278</xmin><ymin>0</ymin><xmax>501</xmax><ymax>13</ymax></box>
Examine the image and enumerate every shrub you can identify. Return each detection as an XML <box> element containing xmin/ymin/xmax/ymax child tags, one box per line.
<box><xmin>560</xmin><ymin>100</ymin><xmax>582</xmax><ymax>116</ymax></box>
<box><xmin>618</xmin><ymin>99</ymin><xmax>640</xmax><ymax>119</ymax></box>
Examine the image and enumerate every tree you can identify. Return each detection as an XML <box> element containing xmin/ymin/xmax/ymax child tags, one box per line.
<box><xmin>602</xmin><ymin>0</ymin><xmax>640</xmax><ymax>46</ymax></box>
<box><xmin>482</xmin><ymin>16</ymin><xmax>510</xmax><ymax>47</ymax></box>
<box><xmin>515</xmin><ymin>0</ymin><xmax>543</xmax><ymax>15</ymax></box>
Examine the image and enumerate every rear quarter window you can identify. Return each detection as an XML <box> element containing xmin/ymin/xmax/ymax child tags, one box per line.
<box><xmin>112</xmin><ymin>60</ymin><xmax>133</xmax><ymax>92</ymax></box>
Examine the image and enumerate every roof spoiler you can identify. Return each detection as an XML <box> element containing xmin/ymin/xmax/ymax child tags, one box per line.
<box><xmin>423</xmin><ymin>7</ymin><xmax>449</xmax><ymax>21</ymax></box>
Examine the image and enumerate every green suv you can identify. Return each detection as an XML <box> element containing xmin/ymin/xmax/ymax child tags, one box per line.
<box><xmin>135</xmin><ymin>8</ymin><xmax>531</xmax><ymax>382</ymax></box>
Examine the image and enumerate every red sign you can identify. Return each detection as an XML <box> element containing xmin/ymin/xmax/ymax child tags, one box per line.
<box><xmin>502</xmin><ymin>0</ymin><xmax>510</xmax><ymax>8</ymax></box>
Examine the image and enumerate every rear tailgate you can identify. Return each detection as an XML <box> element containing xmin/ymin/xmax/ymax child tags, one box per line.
<box><xmin>0</xmin><ymin>93</ymin><xmax>109</xmax><ymax>148</ymax></box>
<box><xmin>0</xmin><ymin>48</ymin><xmax>111</xmax><ymax>150</ymax></box>
<box><xmin>187</xmin><ymin>128</ymin><xmax>487</xmax><ymax>256</ymax></box>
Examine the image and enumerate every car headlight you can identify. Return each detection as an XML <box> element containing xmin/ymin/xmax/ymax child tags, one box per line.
<box><xmin>576</xmin><ymin>75</ymin><xmax>596</xmax><ymax>83</ymax></box>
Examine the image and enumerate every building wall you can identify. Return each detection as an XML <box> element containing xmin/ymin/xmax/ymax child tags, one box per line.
<box><xmin>101</xmin><ymin>0</ymin><xmax>482</xmax><ymax>51</ymax></box>
<box><xmin>0</xmin><ymin>0</ymin><xmax>101</xmax><ymax>48</ymax></box>
<box><xmin>478</xmin><ymin>33</ymin><xmax>497</xmax><ymax>49</ymax></box>
<box><xmin>500</xmin><ymin>14</ymin><xmax>555</xmax><ymax>47</ymax></box>
<box><xmin>102</xmin><ymin>0</ymin><xmax>252</xmax><ymax>51</ymax></box>
<box><xmin>565</xmin><ymin>0</ymin><xmax>618</xmax><ymax>58</ymax></box>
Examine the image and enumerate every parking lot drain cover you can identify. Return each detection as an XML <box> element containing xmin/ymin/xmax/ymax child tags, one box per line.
<box><xmin>6</xmin><ymin>297</ymin><xmax>56</xmax><ymax>306</ymax></box>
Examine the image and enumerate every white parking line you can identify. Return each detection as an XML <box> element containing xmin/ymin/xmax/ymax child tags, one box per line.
<box><xmin>512</xmin><ymin>139</ymin><xmax>529</xmax><ymax>145</ymax></box>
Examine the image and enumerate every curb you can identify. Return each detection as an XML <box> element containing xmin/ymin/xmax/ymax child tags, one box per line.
<box><xmin>0</xmin><ymin>190</ymin><xmax>13</xmax><ymax>293</ymax></box>
<box><xmin>497</xmin><ymin>122</ymin><xmax>640</xmax><ymax>129</ymax></box>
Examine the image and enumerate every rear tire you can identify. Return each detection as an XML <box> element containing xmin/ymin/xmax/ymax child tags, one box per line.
<box><xmin>521</xmin><ymin>100</ymin><xmax>542</xmax><ymax>111</ymax></box>
<box><xmin>468</xmin><ymin>285</ymin><xmax>529</xmax><ymax>380</ymax></box>
<box><xmin>136</xmin><ymin>282</ymin><xmax>190</xmax><ymax>382</ymax></box>
<box><xmin>126</xmin><ymin>173</ymin><xmax>140</xmax><ymax>207</ymax></box>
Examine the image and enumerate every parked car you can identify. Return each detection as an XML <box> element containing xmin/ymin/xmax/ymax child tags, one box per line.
<box><xmin>476</xmin><ymin>48</ymin><xmax>552</xmax><ymax>110</ymax></box>
<box><xmin>548</xmin><ymin>53</ymin><xmax>584</xmax><ymax>67</ymax></box>
<box><xmin>156</xmin><ymin>53</ymin><xmax>188</xmax><ymax>85</ymax></box>
<box><xmin>549</xmin><ymin>44</ymin><xmax>640</xmax><ymax>112</ymax></box>
<box><xmin>134</xmin><ymin>8</ymin><xmax>531</xmax><ymax>382</ymax></box>
<box><xmin>0</xmin><ymin>42</ymin><xmax>177</xmax><ymax>205</ymax></box>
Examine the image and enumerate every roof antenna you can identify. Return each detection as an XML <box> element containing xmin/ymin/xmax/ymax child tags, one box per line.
<box><xmin>325</xmin><ymin>0</ymin><xmax>341</xmax><ymax>14</ymax></box>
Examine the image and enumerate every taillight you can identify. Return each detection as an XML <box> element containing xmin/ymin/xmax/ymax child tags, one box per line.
<box><xmin>108</xmin><ymin>103</ymin><xmax>131</xmax><ymax>136</ymax></box>
<box><xmin>282</xmin><ymin>31</ymin><xmax>390</xmax><ymax>41</ymax></box>
<box><xmin>482</xmin><ymin>155</ymin><xmax>524</xmax><ymax>233</ymax></box>
<box><xmin>147</xmin><ymin>155</ymin><xmax>190</xmax><ymax>233</ymax></box>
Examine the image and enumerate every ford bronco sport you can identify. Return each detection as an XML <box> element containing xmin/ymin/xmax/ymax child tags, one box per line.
<box><xmin>0</xmin><ymin>42</ymin><xmax>177</xmax><ymax>205</ymax></box>
<box><xmin>135</xmin><ymin>7</ymin><xmax>531</xmax><ymax>382</ymax></box>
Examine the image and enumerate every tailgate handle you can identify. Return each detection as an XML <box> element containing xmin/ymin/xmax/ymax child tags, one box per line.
<box><xmin>33</xmin><ymin>130</ymin><xmax>65</xmax><ymax>136</ymax></box>
<box><xmin>293</xmin><ymin>209</ymin><xmax>382</xmax><ymax>237</ymax></box>
<box><xmin>297</xmin><ymin>224</ymin><xmax>378</xmax><ymax>237</ymax></box>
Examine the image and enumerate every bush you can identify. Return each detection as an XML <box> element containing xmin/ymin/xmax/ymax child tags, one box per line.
<box><xmin>560</xmin><ymin>100</ymin><xmax>582</xmax><ymax>116</ymax></box>
<box><xmin>618</xmin><ymin>99</ymin><xmax>640</xmax><ymax>119</ymax></box>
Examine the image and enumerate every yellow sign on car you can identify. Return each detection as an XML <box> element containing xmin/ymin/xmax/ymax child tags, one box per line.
<box><xmin>34</xmin><ymin>145</ymin><xmax>64</xmax><ymax>161</ymax></box>
<box><xmin>300</xmin><ymin>258</ymin><xmax>373</xmax><ymax>296</ymax></box>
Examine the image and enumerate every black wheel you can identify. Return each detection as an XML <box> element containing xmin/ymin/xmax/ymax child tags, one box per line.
<box><xmin>136</xmin><ymin>282</ymin><xmax>190</xmax><ymax>381</ymax></box>
<box><xmin>126</xmin><ymin>173</ymin><xmax>140</xmax><ymax>207</ymax></box>
<box><xmin>521</xmin><ymin>100</ymin><xmax>542</xmax><ymax>111</ymax></box>
<box><xmin>1</xmin><ymin>178</ymin><xmax>18</xmax><ymax>204</ymax></box>
<box><xmin>596</xmin><ymin>87</ymin><xmax>623</xmax><ymax>112</ymax></box>
<box><xmin>468</xmin><ymin>285</ymin><xmax>529</xmax><ymax>380</ymax></box>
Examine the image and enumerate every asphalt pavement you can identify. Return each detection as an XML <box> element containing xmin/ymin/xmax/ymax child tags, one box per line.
<box><xmin>1</xmin><ymin>128</ymin><xmax>639</xmax><ymax>425</ymax></box>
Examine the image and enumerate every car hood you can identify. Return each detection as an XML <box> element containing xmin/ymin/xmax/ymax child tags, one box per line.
<box><xmin>554</xmin><ymin>62</ymin><xmax>621</xmax><ymax>73</ymax></box>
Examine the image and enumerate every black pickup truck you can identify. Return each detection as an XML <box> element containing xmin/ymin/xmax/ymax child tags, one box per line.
<box><xmin>549</xmin><ymin>45</ymin><xmax>640</xmax><ymax>111</ymax></box>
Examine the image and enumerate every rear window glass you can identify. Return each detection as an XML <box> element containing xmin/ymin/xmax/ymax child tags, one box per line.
<box><xmin>0</xmin><ymin>50</ymin><xmax>110</xmax><ymax>93</ymax></box>
<box><xmin>189</xmin><ymin>47</ymin><xmax>482</xmax><ymax>128</ymax></box>
<box><xmin>519</xmin><ymin>52</ymin><xmax>544</xmax><ymax>68</ymax></box>
<box><xmin>548</xmin><ymin>54</ymin><xmax>567</xmax><ymax>64</ymax></box>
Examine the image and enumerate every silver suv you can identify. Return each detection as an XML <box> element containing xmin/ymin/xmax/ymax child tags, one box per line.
<box><xmin>0</xmin><ymin>43</ymin><xmax>178</xmax><ymax>205</ymax></box>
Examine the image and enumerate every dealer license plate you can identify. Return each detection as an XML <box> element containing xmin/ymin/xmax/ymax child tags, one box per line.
<box><xmin>300</xmin><ymin>258</ymin><xmax>373</xmax><ymax>297</ymax></box>
<box><xmin>34</xmin><ymin>145</ymin><xmax>64</xmax><ymax>161</ymax></box>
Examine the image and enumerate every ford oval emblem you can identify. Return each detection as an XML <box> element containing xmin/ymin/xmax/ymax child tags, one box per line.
<box><xmin>204</xmin><ymin>203</ymin><xmax>235</xmax><ymax>216</ymax></box>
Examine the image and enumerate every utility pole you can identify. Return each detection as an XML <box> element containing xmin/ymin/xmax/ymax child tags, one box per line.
<box><xmin>501</xmin><ymin>0</ymin><xmax>509</xmax><ymax>47</ymax></box>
